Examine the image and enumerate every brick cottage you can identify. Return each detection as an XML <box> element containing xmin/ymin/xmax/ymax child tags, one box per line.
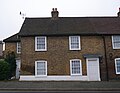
<box><xmin>3</xmin><ymin>8</ymin><xmax>120</xmax><ymax>81</ymax></box>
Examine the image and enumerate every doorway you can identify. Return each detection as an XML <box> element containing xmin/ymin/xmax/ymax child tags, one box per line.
<box><xmin>87</xmin><ymin>58</ymin><xmax>100</xmax><ymax>81</ymax></box>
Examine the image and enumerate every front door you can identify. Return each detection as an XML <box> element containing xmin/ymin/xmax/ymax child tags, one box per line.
<box><xmin>87</xmin><ymin>58</ymin><xmax>100</xmax><ymax>81</ymax></box>
<box><xmin>16</xmin><ymin>59</ymin><xmax>21</xmax><ymax>79</ymax></box>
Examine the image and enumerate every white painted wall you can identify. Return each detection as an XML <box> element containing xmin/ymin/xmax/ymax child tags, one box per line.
<box><xmin>20</xmin><ymin>75</ymin><xmax>88</xmax><ymax>81</ymax></box>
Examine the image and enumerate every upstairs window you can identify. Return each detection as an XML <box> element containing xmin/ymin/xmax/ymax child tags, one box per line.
<box><xmin>35</xmin><ymin>60</ymin><xmax>47</xmax><ymax>76</ymax></box>
<box><xmin>112</xmin><ymin>36</ymin><xmax>120</xmax><ymax>49</ymax></box>
<box><xmin>115</xmin><ymin>58</ymin><xmax>120</xmax><ymax>74</ymax></box>
<box><xmin>70</xmin><ymin>59</ymin><xmax>82</xmax><ymax>75</ymax></box>
<box><xmin>17</xmin><ymin>42</ymin><xmax>21</xmax><ymax>54</ymax></box>
<box><xmin>69</xmin><ymin>36</ymin><xmax>81</xmax><ymax>50</ymax></box>
<box><xmin>35</xmin><ymin>36</ymin><xmax>47</xmax><ymax>51</ymax></box>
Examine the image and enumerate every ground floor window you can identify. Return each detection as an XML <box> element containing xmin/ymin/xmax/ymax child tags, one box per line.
<box><xmin>115</xmin><ymin>58</ymin><xmax>120</xmax><ymax>74</ymax></box>
<box><xmin>35</xmin><ymin>60</ymin><xmax>47</xmax><ymax>76</ymax></box>
<box><xmin>70</xmin><ymin>59</ymin><xmax>82</xmax><ymax>75</ymax></box>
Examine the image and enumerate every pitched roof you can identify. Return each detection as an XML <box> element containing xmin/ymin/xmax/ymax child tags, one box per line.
<box><xmin>3</xmin><ymin>33</ymin><xmax>20</xmax><ymax>42</ymax></box>
<box><xmin>19</xmin><ymin>17</ymin><xmax>120</xmax><ymax>36</ymax></box>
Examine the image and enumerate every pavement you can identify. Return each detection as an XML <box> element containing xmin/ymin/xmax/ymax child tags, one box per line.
<box><xmin>0</xmin><ymin>81</ymin><xmax>120</xmax><ymax>91</ymax></box>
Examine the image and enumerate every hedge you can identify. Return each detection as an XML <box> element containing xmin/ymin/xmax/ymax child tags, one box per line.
<box><xmin>0</xmin><ymin>60</ymin><xmax>10</xmax><ymax>80</ymax></box>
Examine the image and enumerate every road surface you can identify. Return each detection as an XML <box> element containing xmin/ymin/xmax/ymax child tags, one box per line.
<box><xmin>0</xmin><ymin>91</ymin><xmax>120</xmax><ymax>93</ymax></box>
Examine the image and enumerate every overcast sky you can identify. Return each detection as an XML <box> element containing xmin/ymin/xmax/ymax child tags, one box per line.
<box><xmin>0</xmin><ymin>0</ymin><xmax>120</xmax><ymax>40</ymax></box>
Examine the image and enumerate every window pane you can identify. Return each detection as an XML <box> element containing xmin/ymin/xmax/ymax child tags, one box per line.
<box><xmin>113</xmin><ymin>36</ymin><xmax>120</xmax><ymax>49</ymax></box>
<box><xmin>70</xmin><ymin>36</ymin><xmax>80</xmax><ymax>50</ymax></box>
<box><xmin>71</xmin><ymin>60</ymin><xmax>81</xmax><ymax>75</ymax></box>
<box><xmin>116</xmin><ymin>60</ymin><xmax>120</xmax><ymax>73</ymax></box>
<box><xmin>113</xmin><ymin>36</ymin><xmax>120</xmax><ymax>42</ymax></box>
<box><xmin>37</xmin><ymin>62</ymin><xmax>46</xmax><ymax>75</ymax></box>
<box><xmin>36</xmin><ymin>37</ymin><xmax>46</xmax><ymax>50</ymax></box>
<box><xmin>114</xmin><ymin>42</ymin><xmax>120</xmax><ymax>48</ymax></box>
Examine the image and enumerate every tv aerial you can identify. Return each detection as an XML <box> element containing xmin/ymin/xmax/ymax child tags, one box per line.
<box><xmin>20</xmin><ymin>11</ymin><xmax>26</xmax><ymax>19</ymax></box>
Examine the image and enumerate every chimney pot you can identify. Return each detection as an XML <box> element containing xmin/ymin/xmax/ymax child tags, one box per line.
<box><xmin>52</xmin><ymin>8</ymin><xmax>55</xmax><ymax>11</ymax></box>
<box><xmin>118</xmin><ymin>8</ymin><xmax>120</xmax><ymax>17</ymax></box>
<box><xmin>55</xmin><ymin>8</ymin><xmax>57</xmax><ymax>11</ymax></box>
<box><xmin>51</xmin><ymin>8</ymin><xmax>59</xmax><ymax>20</ymax></box>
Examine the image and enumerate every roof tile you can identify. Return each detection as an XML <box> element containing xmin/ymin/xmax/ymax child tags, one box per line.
<box><xmin>19</xmin><ymin>17</ymin><xmax>120</xmax><ymax>36</ymax></box>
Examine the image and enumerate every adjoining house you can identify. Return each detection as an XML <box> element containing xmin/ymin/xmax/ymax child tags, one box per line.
<box><xmin>0</xmin><ymin>41</ymin><xmax>3</xmax><ymax>58</ymax></box>
<box><xmin>3</xmin><ymin>33</ymin><xmax>21</xmax><ymax>79</ymax></box>
<box><xmin>3</xmin><ymin>8</ymin><xmax>120</xmax><ymax>81</ymax></box>
<box><xmin>3</xmin><ymin>33</ymin><xmax>21</xmax><ymax>56</ymax></box>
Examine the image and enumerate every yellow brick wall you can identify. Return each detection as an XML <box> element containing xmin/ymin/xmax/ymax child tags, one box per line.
<box><xmin>4</xmin><ymin>42</ymin><xmax>20</xmax><ymax>58</ymax></box>
<box><xmin>21</xmin><ymin>36</ymin><xmax>107</xmax><ymax>80</ymax></box>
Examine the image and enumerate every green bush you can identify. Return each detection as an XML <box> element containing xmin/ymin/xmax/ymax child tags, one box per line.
<box><xmin>0</xmin><ymin>60</ymin><xmax>10</xmax><ymax>80</ymax></box>
<box><xmin>5</xmin><ymin>52</ymin><xmax>16</xmax><ymax>78</ymax></box>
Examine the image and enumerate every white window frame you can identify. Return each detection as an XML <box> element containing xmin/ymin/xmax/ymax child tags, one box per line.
<box><xmin>115</xmin><ymin>58</ymin><xmax>120</xmax><ymax>74</ymax></box>
<box><xmin>35</xmin><ymin>36</ymin><xmax>47</xmax><ymax>51</ymax></box>
<box><xmin>70</xmin><ymin>59</ymin><xmax>82</xmax><ymax>76</ymax></box>
<box><xmin>112</xmin><ymin>36</ymin><xmax>120</xmax><ymax>49</ymax></box>
<box><xmin>17</xmin><ymin>42</ymin><xmax>21</xmax><ymax>54</ymax></box>
<box><xmin>35</xmin><ymin>60</ymin><xmax>47</xmax><ymax>77</ymax></box>
<box><xmin>69</xmin><ymin>36</ymin><xmax>81</xmax><ymax>50</ymax></box>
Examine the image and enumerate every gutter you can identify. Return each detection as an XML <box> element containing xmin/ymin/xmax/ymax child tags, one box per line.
<box><xmin>102</xmin><ymin>36</ymin><xmax>109</xmax><ymax>81</ymax></box>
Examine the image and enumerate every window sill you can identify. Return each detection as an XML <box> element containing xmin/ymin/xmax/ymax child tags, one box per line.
<box><xmin>17</xmin><ymin>52</ymin><xmax>21</xmax><ymax>54</ymax></box>
<box><xmin>35</xmin><ymin>75</ymin><xmax>47</xmax><ymax>78</ymax></box>
<box><xmin>69</xmin><ymin>49</ymin><xmax>81</xmax><ymax>51</ymax></box>
<box><xmin>35</xmin><ymin>50</ymin><xmax>47</xmax><ymax>52</ymax></box>
<box><xmin>71</xmin><ymin>74</ymin><xmax>82</xmax><ymax>76</ymax></box>
<box><xmin>116</xmin><ymin>73</ymin><xmax>120</xmax><ymax>74</ymax></box>
<box><xmin>113</xmin><ymin>48</ymin><xmax>120</xmax><ymax>49</ymax></box>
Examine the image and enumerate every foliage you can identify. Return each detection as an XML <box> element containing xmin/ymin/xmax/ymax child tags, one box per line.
<box><xmin>5</xmin><ymin>52</ymin><xmax>16</xmax><ymax>78</ymax></box>
<box><xmin>0</xmin><ymin>60</ymin><xmax>10</xmax><ymax>80</ymax></box>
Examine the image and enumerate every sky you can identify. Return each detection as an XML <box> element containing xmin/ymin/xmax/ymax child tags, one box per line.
<box><xmin>0</xmin><ymin>0</ymin><xmax>120</xmax><ymax>40</ymax></box>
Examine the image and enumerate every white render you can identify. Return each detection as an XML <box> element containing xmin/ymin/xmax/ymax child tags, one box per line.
<box><xmin>20</xmin><ymin>75</ymin><xmax>88</xmax><ymax>81</ymax></box>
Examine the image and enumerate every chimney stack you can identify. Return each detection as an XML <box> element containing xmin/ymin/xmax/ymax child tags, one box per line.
<box><xmin>117</xmin><ymin>8</ymin><xmax>120</xmax><ymax>17</ymax></box>
<box><xmin>51</xmin><ymin>8</ymin><xmax>59</xmax><ymax>20</ymax></box>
